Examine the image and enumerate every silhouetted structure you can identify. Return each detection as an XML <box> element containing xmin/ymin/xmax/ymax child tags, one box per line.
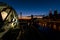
<box><xmin>31</xmin><ymin>15</ymin><xmax>33</xmax><ymax>19</ymax></box>
<box><xmin>0</xmin><ymin>2</ymin><xmax>19</xmax><ymax>39</ymax></box>
<box><xmin>20</xmin><ymin>12</ymin><xmax>22</xmax><ymax>19</ymax></box>
<box><xmin>54</xmin><ymin>10</ymin><xmax>58</xmax><ymax>16</ymax></box>
<box><xmin>49</xmin><ymin>9</ymin><xmax>52</xmax><ymax>19</ymax></box>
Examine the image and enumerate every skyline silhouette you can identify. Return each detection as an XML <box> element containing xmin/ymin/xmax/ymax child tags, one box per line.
<box><xmin>0</xmin><ymin>0</ymin><xmax>60</xmax><ymax>16</ymax></box>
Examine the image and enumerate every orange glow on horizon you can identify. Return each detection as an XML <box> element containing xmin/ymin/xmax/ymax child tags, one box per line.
<box><xmin>18</xmin><ymin>15</ymin><xmax>43</xmax><ymax>20</ymax></box>
<box><xmin>18</xmin><ymin>16</ymin><xmax>31</xmax><ymax>19</ymax></box>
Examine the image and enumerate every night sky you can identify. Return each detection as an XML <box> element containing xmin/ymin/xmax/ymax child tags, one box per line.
<box><xmin>0</xmin><ymin>0</ymin><xmax>60</xmax><ymax>16</ymax></box>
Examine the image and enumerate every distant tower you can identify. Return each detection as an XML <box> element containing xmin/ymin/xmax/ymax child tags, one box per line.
<box><xmin>49</xmin><ymin>9</ymin><xmax>52</xmax><ymax>18</ymax></box>
<box><xmin>53</xmin><ymin>9</ymin><xmax>58</xmax><ymax>20</ymax></box>
<box><xmin>54</xmin><ymin>9</ymin><xmax>58</xmax><ymax>16</ymax></box>
<box><xmin>20</xmin><ymin>12</ymin><xmax>22</xmax><ymax>19</ymax></box>
<box><xmin>31</xmin><ymin>15</ymin><xmax>33</xmax><ymax>19</ymax></box>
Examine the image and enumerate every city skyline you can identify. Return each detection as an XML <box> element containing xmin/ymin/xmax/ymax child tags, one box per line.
<box><xmin>0</xmin><ymin>0</ymin><xmax>60</xmax><ymax>16</ymax></box>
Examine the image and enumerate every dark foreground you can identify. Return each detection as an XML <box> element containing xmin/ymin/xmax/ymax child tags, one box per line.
<box><xmin>1</xmin><ymin>23</ymin><xmax>60</xmax><ymax>40</ymax></box>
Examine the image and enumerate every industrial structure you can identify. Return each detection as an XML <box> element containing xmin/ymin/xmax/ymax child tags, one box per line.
<box><xmin>0</xmin><ymin>2</ymin><xmax>19</xmax><ymax>38</ymax></box>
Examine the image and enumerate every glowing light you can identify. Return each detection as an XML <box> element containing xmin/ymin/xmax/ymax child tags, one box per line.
<box><xmin>1</xmin><ymin>11</ymin><xmax>8</xmax><ymax>20</ymax></box>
